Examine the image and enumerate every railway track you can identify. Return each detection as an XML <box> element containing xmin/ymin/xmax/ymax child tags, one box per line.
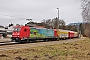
<box><xmin>0</xmin><ymin>38</ymin><xmax>84</xmax><ymax>46</ymax></box>
<box><xmin>0</xmin><ymin>42</ymin><xmax>18</xmax><ymax>46</ymax></box>
<box><xmin>0</xmin><ymin>38</ymin><xmax>84</xmax><ymax>51</ymax></box>
<box><xmin>0</xmin><ymin>38</ymin><xmax>18</xmax><ymax>46</ymax></box>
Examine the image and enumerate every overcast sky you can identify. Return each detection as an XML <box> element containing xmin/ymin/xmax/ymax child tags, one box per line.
<box><xmin>0</xmin><ymin>0</ymin><xmax>82</xmax><ymax>26</ymax></box>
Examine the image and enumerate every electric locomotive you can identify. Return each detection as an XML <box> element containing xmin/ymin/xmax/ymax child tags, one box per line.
<box><xmin>11</xmin><ymin>26</ymin><xmax>78</xmax><ymax>43</ymax></box>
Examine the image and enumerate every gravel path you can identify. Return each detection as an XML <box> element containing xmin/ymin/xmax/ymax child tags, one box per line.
<box><xmin>0</xmin><ymin>38</ymin><xmax>84</xmax><ymax>51</ymax></box>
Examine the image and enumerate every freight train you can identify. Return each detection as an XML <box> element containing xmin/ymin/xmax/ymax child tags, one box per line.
<box><xmin>11</xmin><ymin>26</ymin><xmax>79</xmax><ymax>43</ymax></box>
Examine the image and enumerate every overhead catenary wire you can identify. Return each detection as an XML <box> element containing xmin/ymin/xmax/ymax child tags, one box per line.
<box><xmin>0</xmin><ymin>7</ymin><xmax>30</xmax><ymax>19</ymax></box>
<box><xmin>0</xmin><ymin>6</ymin><xmax>50</xmax><ymax>20</ymax></box>
<box><xmin>0</xmin><ymin>13</ymin><xmax>26</xmax><ymax>19</ymax></box>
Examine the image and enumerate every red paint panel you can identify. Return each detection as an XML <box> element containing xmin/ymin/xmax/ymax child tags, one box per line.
<box><xmin>68</xmin><ymin>31</ymin><xmax>74</xmax><ymax>38</ymax></box>
<box><xmin>12</xmin><ymin>26</ymin><xmax>30</xmax><ymax>40</ymax></box>
<box><xmin>54</xmin><ymin>29</ymin><xmax>58</xmax><ymax>37</ymax></box>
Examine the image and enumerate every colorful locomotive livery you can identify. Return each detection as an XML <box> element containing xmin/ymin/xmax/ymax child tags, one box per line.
<box><xmin>11</xmin><ymin>26</ymin><xmax>79</xmax><ymax>43</ymax></box>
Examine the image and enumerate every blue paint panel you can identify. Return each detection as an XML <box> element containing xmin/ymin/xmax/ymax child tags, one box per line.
<box><xmin>46</xmin><ymin>29</ymin><xmax>54</xmax><ymax>37</ymax></box>
<box><xmin>37</xmin><ymin>28</ymin><xmax>47</xmax><ymax>37</ymax></box>
<box><xmin>36</xmin><ymin>28</ymin><xmax>54</xmax><ymax>37</ymax></box>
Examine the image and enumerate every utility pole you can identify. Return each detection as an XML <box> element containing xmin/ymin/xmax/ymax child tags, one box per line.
<box><xmin>77</xmin><ymin>22</ymin><xmax>81</xmax><ymax>38</ymax></box>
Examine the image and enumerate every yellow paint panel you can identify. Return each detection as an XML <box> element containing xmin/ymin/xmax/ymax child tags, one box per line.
<box><xmin>57</xmin><ymin>29</ymin><xmax>69</xmax><ymax>38</ymax></box>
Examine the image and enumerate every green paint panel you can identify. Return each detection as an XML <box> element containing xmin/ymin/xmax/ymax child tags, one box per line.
<box><xmin>30</xmin><ymin>27</ymin><xmax>46</xmax><ymax>38</ymax></box>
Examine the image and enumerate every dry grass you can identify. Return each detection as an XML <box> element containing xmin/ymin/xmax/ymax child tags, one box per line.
<box><xmin>0</xmin><ymin>38</ymin><xmax>90</xmax><ymax>60</ymax></box>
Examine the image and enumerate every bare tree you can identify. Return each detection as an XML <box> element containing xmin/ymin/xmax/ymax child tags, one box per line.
<box><xmin>41</xmin><ymin>19</ymin><xmax>52</xmax><ymax>28</ymax></box>
<box><xmin>41</xmin><ymin>18</ymin><xmax>66</xmax><ymax>29</ymax></box>
<box><xmin>81</xmin><ymin>0</ymin><xmax>90</xmax><ymax>37</ymax></box>
<box><xmin>59</xmin><ymin>19</ymin><xmax>66</xmax><ymax>26</ymax></box>
<box><xmin>52</xmin><ymin>17</ymin><xmax>59</xmax><ymax>29</ymax></box>
<box><xmin>81</xmin><ymin>0</ymin><xmax>90</xmax><ymax>22</ymax></box>
<box><xmin>82</xmin><ymin>23</ymin><xmax>90</xmax><ymax>37</ymax></box>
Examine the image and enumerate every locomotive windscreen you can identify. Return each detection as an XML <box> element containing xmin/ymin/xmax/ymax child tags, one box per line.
<box><xmin>14</xmin><ymin>28</ymin><xmax>21</xmax><ymax>32</ymax></box>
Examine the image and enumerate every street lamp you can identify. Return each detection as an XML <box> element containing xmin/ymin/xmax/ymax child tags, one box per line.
<box><xmin>57</xmin><ymin>8</ymin><xmax>59</xmax><ymax>29</ymax></box>
<box><xmin>57</xmin><ymin>8</ymin><xmax>59</xmax><ymax>19</ymax></box>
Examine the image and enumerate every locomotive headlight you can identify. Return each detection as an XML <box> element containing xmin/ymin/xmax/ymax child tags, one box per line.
<box><xmin>12</xmin><ymin>33</ymin><xmax>15</xmax><ymax>35</ymax></box>
<box><xmin>18</xmin><ymin>36</ymin><xmax>20</xmax><ymax>37</ymax></box>
<box><xmin>17</xmin><ymin>33</ymin><xmax>20</xmax><ymax>35</ymax></box>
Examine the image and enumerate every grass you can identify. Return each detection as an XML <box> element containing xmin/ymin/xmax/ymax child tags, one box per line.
<box><xmin>0</xmin><ymin>38</ymin><xmax>90</xmax><ymax>60</ymax></box>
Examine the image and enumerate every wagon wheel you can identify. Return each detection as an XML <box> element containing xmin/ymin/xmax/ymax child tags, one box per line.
<box><xmin>26</xmin><ymin>39</ymin><xmax>30</xmax><ymax>43</ymax></box>
<box><xmin>57</xmin><ymin>38</ymin><xmax>60</xmax><ymax>41</ymax></box>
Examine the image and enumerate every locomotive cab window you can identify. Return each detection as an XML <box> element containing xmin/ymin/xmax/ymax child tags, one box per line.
<box><xmin>14</xmin><ymin>28</ymin><xmax>21</xmax><ymax>32</ymax></box>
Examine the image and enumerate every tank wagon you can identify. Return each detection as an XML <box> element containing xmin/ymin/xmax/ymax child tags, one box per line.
<box><xmin>11</xmin><ymin>26</ymin><xmax>79</xmax><ymax>43</ymax></box>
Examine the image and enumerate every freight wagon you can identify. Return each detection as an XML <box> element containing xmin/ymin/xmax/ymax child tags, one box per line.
<box><xmin>11</xmin><ymin>26</ymin><xmax>78</xmax><ymax>43</ymax></box>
